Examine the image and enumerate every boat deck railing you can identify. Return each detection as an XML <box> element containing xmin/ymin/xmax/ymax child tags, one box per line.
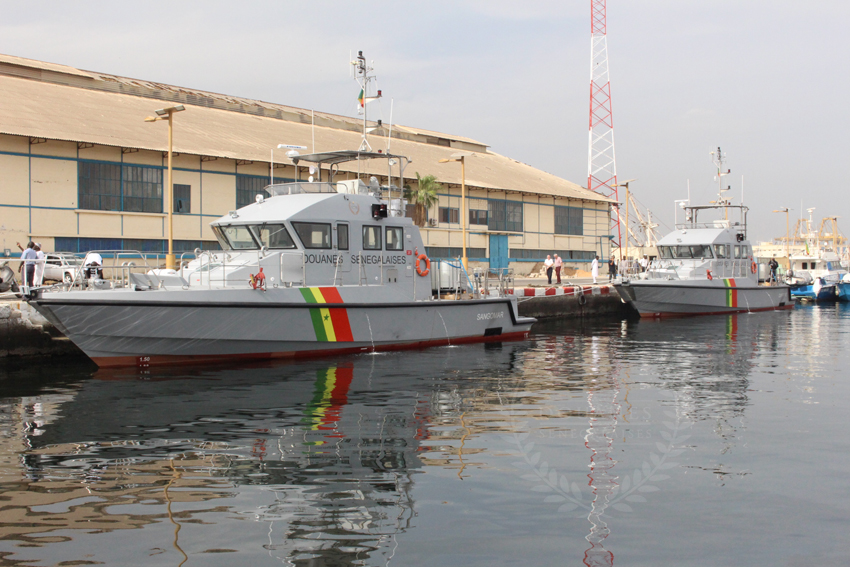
<box><xmin>22</xmin><ymin>250</ymin><xmax>160</xmax><ymax>294</ymax></box>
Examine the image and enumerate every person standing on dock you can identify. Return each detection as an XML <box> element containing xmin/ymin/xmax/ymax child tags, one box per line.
<box><xmin>592</xmin><ymin>255</ymin><xmax>599</xmax><ymax>284</ymax></box>
<box><xmin>18</xmin><ymin>242</ymin><xmax>37</xmax><ymax>287</ymax></box>
<box><xmin>608</xmin><ymin>256</ymin><xmax>617</xmax><ymax>282</ymax></box>
<box><xmin>554</xmin><ymin>254</ymin><xmax>563</xmax><ymax>284</ymax></box>
<box><xmin>33</xmin><ymin>243</ymin><xmax>45</xmax><ymax>286</ymax></box>
<box><xmin>544</xmin><ymin>255</ymin><xmax>554</xmax><ymax>284</ymax></box>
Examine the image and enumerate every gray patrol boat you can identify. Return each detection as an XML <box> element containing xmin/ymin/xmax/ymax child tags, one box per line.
<box><xmin>613</xmin><ymin>150</ymin><xmax>792</xmax><ymax>317</ymax></box>
<box><xmin>26</xmin><ymin>150</ymin><xmax>536</xmax><ymax>368</ymax></box>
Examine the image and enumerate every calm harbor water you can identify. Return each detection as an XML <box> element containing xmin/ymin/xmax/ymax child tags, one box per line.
<box><xmin>0</xmin><ymin>303</ymin><xmax>848</xmax><ymax>566</ymax></box>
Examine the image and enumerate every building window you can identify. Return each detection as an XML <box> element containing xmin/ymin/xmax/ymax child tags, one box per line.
<box><xmin>386</xmin><ymin>227</ymin><xmax>404</xmax><ymax>251</ymax></box>
<box><xmin>78</xmin><ymin>161</ymin><xmax>162</xmax><ymax>213</ymax></box>
<box><xmin>509</xmin><ymin>249</ymin><xmax>595</xmax><ymax>261</ymax></box>
<box><xmin>363</xmin><ymin>225</ymin><xmax>382</xmax><ymax>250</ymax></box>
<box><xmin>236</xmin><ymin>175</ymin><xmax>270</xmax><ymax>208</ymax></box>
<box><xmin>78</xmin><ymin>162</ymin><xmax>121</xmax><ymax>211</ymax></box>
<box><xmin>469</xmin><ymin>209</ymin><xmax>488</xmax><ymax>225</ymax></box>
<box><xmin>425</xmin><ymin>247</ymin><xmax>487</xmax><ymax>259</ymax></box>
<box><xmin>123</xmin><ymin>166</ymin><xmax>163</xmax><ymax>213</ymax></box>
<box><xmin>488</xmin><ymin>200</ymin><xmax>522</xmax><ymax>232</ymax></box>
<box><xmin>53</xmin><ymin>237</ymin><xmax>219</xmax><ymax>254</ymax></box>
<box><xmin>555</xmin><ymin>205</ymin><xmax>583</xmax><ymax>235</ymax></box>
<box><xmin>439</xmin><ymin>207</ymin><xmax>459</xmax><ymax>224</ymax></box>
<box><xmin>173</xmin><ymin>184</ymin><xmax>191</xmax><ymax>213</ymax></box>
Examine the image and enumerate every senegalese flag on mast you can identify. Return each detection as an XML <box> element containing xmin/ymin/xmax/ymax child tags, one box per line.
<box><xmin>357</xmin><ymin>88</ymin><xmax>364</xmax><ymax>108</ymax></box>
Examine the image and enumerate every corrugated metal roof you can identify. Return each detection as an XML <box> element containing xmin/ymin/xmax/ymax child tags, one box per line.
<box><xmin>0</xmin><ymin>60</ymin><xmax>613</xmax><ymax>203</ymax></box>
<box><xmin>0</xmin><ymin>53</ymin><xmax>94</xmax><ymax>79</ymax></box>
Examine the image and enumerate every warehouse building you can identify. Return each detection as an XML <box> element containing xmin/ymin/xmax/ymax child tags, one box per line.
<box><xmin>0</xmin><ymin>53</ymin><xmax>614</xmax><ymax>271</ymax></box>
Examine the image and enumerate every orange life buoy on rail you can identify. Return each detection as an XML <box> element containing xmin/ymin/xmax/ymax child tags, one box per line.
<box><xmin>751</xmin><ymin>260</ymin><xmax>757</xmax><ymax>274</ymax></box>
<box><xmin>706</xmin><ymin>270</ymin><xmax>713</xmax><ymax>280</ymax></box>
<box><xmin>416</xmin><ymin>254</ymin><xmax>430</xmax><ymax>277</ymax></box>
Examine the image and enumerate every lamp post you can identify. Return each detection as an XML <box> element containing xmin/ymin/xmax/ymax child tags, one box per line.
<box><xmin>772</xmin><ymin>207</ymin><xmax>790</xmax><ymax>269</ymax></box>
<box><xmin>145</xmin><ymin>105</ymin><xmax>185</xmax><ymax>270</ymax></box>
<box><xmin>439</xmin><ymin>153</ymin><xmax>472</xmax><ymax>272</ymax></box>
<box><xmin>613</xmin><ymin>179</ymin><xmax>636</xmax><ymax>267</ymax></box>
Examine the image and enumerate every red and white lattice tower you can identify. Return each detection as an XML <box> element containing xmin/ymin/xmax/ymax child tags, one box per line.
<box><xmin>587</xmin><ymin>0</ymin><xmax>620</xmax><ymax>251</ymax></box>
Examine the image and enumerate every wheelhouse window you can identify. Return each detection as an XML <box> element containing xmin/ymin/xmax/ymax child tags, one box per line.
<box><xmin>363</xmin><ymin>225</ymin><xmax>382</xmax><ymax>250</ymax></box>
<box><xmin>714</xmin><ymin>244</ymin><xmax>730</xmax><ymax>259</ymax></box>
<box><xmin>386</xmin><ymin>227</ymin><xmax>404</xmax><ymax>251</ymax></box>
<box><xmin>221</xmin><ymin>225</ymin><xmax>259</xmax><ymax>250</ymax></box>
<box><xmin>251</xmin><ymin>224</ymin><xmax>296</xmax><ymax>249</ymax></box>
<box><xmin>292</xmin><ymin>222</ymin><xmax>332</xmax><ymax>249</ymax></box>
<box><xmin>337</xmin><ymin>224</ymin><xmax>349</xmax><ymax>250</ymax></box>
<box><xmin>657</xmin><ymin>245</ymin><xmax>714</xmax><ymax>259</ymax></box>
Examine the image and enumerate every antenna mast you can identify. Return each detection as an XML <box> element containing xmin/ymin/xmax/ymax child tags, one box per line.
<box><xmin>587</xmin><ymin>0</ymin><xmax>620</xmax><ymax>255</ymax></box>
<box><xmin>351</xmin><ymin>50</ymin><xmax>382</xmax><ymax>152</ymax></box>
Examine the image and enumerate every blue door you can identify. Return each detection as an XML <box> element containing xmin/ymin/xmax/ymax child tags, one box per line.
<box><xmin>489</xmin><ymin>234</ymin><xmax>509</xmax><ymax>271</ymax></box>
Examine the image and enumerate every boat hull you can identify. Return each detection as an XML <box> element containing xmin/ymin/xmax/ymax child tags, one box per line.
<box><xmin>789</xmin><ymin>281</ymin><xmax>849</xmax><ymax>302</ymax></box>
<box><xmin>613</xmin><ymin>278</ymin><xmax>793</xmax><ymax>318</ymax></box>
<box><xmin>31</xmin><ymin>288</ymin><xmax>535</xmax><ymax>368</ymax></box>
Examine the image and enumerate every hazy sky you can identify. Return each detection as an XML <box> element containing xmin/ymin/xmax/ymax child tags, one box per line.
<box><xmin>2</xmin><ymin>0</ymin><xmax>848</xmax><ymax>242</ymax></box>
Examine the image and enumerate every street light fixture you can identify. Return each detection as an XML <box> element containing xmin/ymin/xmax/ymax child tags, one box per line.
<box><xmin>438</xmin><ymin>152</ymin><xmax>473</xmax><ymax>272</ymax></box>
<box><xmin>145</xmin><ymin>105</ymin><xmax>186</xmax><ymax>270</ymax></box>
<box><xmin>613</xmin><ymin>179</ymin><xmax>636</xmax><ymax>266</ymax></box>
<box><xmin>772</xmin><ymin>207</ymin><xmax>791</xmax><ymax>269</ymax></box>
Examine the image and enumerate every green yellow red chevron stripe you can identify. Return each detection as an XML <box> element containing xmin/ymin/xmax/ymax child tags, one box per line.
<box><xmin>300</xmin><ymin>287</ymin><xmax>354</xmax><ymax>342</ymax></box>
<box><xmin>303</xmin><ymin>365</ymin><xmax>355</xmax><ymax>439</ymax></box>
<box><xmin>723</xmin><ymin>278</ymin><xmax>738</xmax><ymax>308</ymax></box>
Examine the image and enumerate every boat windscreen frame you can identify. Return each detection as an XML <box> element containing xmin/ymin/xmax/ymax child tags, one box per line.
<box><xmin>249</xmin><ymin>223</ymin><xmax>298</xmax><ymax>249</ymax></box>
<box><xmin>217</xmin><ymin>224</ymin><xmax>261</xmax><ymax>251</ymax></box>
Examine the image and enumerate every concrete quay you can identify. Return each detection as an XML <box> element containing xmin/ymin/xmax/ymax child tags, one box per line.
<box><xmin>0</xmin><ymin>295</ymin><xmax>85</xmax><ymax>360</ymax></box>
<box><xmin>510</xmin><ymin>279</ymin><xmax>630</xmax><ymax>320</ymax></box>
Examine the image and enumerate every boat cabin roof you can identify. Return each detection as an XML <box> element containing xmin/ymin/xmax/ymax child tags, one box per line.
<box><xmin>210</xmin><ymin>186</ymin><xmax>400</xmax><ymax>228</ymax></box>
<box><xmin>657</xmin><ymin>228</ymin><xmax>747</xmax><ymax>247</ymax></box>
<box><xmin>291</xmin><ymin>150</ymin><xmax>407</xmax><ymax>166</ymax></box>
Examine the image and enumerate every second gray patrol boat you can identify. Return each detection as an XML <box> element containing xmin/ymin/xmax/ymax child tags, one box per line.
<box><xmin>27</xmin><ymin>150</ymin><xmax>536</xmax><ymax>367</ymax></box>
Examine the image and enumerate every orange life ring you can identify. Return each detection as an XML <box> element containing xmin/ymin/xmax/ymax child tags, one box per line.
<box><xmin>416</xmin><ymin>254</ymin><xmax>430</xmax><ymax>277</ymax></box>
<box><xmin>751</xmin><ymin>260</ymin><xmax>757</xmax><ymax>274</ymax></box>
<box><xmin>706</xmin><ymin>270</ymin><xmax>713</xmax><ymax>280</ymax></box>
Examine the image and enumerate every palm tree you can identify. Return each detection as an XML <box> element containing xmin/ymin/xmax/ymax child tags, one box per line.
<box><xmin>405</xmin><ymin>172</ymin><xmax>441</xmax><ymax>227</ymax></box>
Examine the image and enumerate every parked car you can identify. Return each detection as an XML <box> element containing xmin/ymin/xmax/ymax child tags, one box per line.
<box><xmin>42</xmin><ymin>253</ymin><xmax>84</xmax><ymax>283</ymax></box>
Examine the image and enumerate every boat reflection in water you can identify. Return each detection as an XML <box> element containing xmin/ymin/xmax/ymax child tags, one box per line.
<box><xmin>0</xmin><ymin>306</ymin><xmax>811</xmax><ymax>566</ymax></box>
<box><xmin>0</xmin><ymin>345</ymin><xmax>526</xmax><ymax>566</ymax></box>
<box><xmin>533</xmin><ymin>311</ymin><xmax>779</xmax><ymax>566</ymax></box>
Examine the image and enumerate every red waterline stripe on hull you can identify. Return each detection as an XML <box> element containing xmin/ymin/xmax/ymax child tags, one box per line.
<box><xmin>90</xmin><ymin>331</ymin><xmax>531</xmax><ymax>368</ymax></box>
<box><xmin>639</xmin><ymin>303</ymin><xmax>794</xmax><ymax>319</ymax></box>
